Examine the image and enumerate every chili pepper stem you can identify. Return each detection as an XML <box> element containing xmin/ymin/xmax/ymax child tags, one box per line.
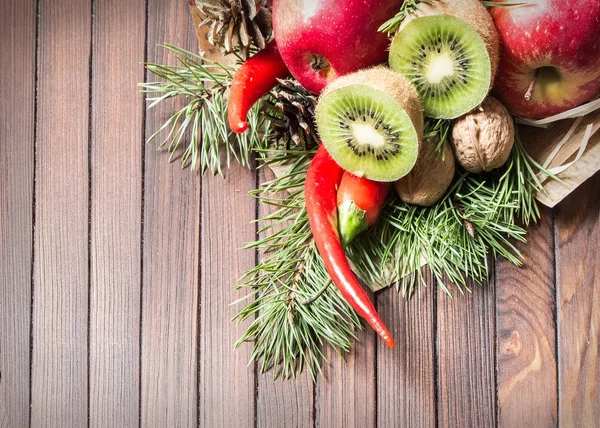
<box><xmin>336</xmin><ymin>172</ymin><xmax>392</xmax><ymax>247</ymax></box>
<box><xmin>338</xmin><ymin>200</ymin><xmax>368</xmax><ymax>248</ymax></box>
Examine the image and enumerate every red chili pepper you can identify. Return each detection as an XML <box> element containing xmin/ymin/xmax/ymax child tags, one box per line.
<box><xmin>305</xmin><ymin>146</ymin><xmax>395</xmax><ymax>348</ymax></box>
<box><xmin>227</xmin><ymin>40</ymin><xmax>290</xmax><ymax>134</ymax></box>
<box><xmin>337</xmin><ymin>172</ymin><xmax>391</xmax><ymax>247</ymax></box>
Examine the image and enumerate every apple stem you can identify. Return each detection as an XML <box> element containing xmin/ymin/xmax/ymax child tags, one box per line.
<box><xmin>310</xmin><ymin>55</ymin><xmax>330</xmax><ymax>73</ymax></box>
<box><xmin>525</xmin><ymin>68</ymin><xmax>540</xmax><ymax>102</ymax></box>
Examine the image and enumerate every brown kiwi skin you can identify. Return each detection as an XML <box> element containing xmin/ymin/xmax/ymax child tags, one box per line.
<box><xmin>398</xmin><ymin>0</ymin><xmax>500</xmax><ymax>85</ymax></box>
<box><xmin>317</xmin><ymin>66</ymin><xmax>424</xmax><ymax>162</ymax></box>
<box><xmin>395</xmin><ymin>138</ymin><xmax>455</xmax><ymax>207</ymax></box>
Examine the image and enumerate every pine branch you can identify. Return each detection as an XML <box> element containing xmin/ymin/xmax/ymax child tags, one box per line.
<box><xmin>348</xmin><ymin>127</ymin><xmax>545</xmax><ymax>297</ymax></box>
<box><xmin>378</xmin><ymin>0</ymin><xmax>433</xmax><ymax>36</ymax></box>
<box><xmin>378</xmin><ymin>0</ymin><xmax>527</xmax><ymax>37</ymax></box>
<box><xmin>236</xmin><ymin>121</ymin><xmax>553</xmax><ymax>377</ymax></box>
<box><xmin>234</xmin><ymin>146</ymin><xmax>361</xmax><ymax>380</ymax></box>
<box><xmin>140</xmin><ymin>43</ymin><xmax>268</xmax><ymax>175</ymax></box>
<box><xmin>424</xmin><ymin>117</ymin><xmax>454</xmax><ymax>155</ymax></box>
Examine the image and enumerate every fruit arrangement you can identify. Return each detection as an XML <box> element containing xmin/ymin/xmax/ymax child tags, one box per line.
<box><xmin>144</xmin><ymin>0</ymin><xmax>600</xmax><ymax>377</ymax></box>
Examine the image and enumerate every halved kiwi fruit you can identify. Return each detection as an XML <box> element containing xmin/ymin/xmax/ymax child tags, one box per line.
<box><xmin>389</xmin><ymin>0</ymin><xmax>499</xmax><ymax>119</ymax></box>
<box><xmin>315</xmin><ymin>67</ymin><xmax>423</xmax><ymax>182</ymax></box>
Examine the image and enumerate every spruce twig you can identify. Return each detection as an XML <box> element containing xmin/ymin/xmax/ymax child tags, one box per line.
<box><xmin>379</xmin><ymin>0</ymin><xmax>527</xmax><ymax>37</ymax></box>
<box><xmin>424</xmin><ymin>117</ymin><xmax>454</xmax><ymax>155</ymax></box>
<box><xmin>236</xmin><ymin>124</ymin><xmax>552</xmax><ymax>377</ymax></box>
<box><xmin>378</xmin><ymin>0</ymin><xmax>432</xmax><ymax>36</ymax></box>
<box><xmin>140</xmin><ymin>43</ymin><xmax>268</xmax><ymax>175</ymax></box>
<box><xmin>234</xmin><ymin>147</ymin><xmax>361</xmax><ymax>380</ymax></box>
<box><xmin>141</xmin><ymin>42</ymin><xmax>556</xmax><ymax>379</ymax></box>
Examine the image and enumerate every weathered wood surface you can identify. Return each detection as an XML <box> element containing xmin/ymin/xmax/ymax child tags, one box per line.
<box><xmin>496</xmin><ymin>205</ymin><xmax>558</xmax><ymax>427</ymax></box>
<box><xmin>141</xmin><ymin>0</ymin><xmax>200</xmax><ymax>426</ymax></box>
<box><xmin>1</xmin><ymin>1</ymin><xmax>599</xmax><ymax>427</ymax></box>
<box><xmin>89</xmin><ymin>0</ymin><xmax>145</xmax><ymax>426</ymax></box>
<box><xmin>31</xmin><ymin>0</ymin><xmax>91</xmax><ymax>425</ymax></box>
<box><xmin>556</xmin><ymin>175</ymin><xmax>600</xmax><ymax>427</ymax></box>
<box><xmin>0</xmin><ymin>1</ymin><xmax>36</xmax><ymax>427</ymax></box>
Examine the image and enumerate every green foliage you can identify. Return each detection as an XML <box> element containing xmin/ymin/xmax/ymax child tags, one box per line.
<box><xmin>234</xmin><ymin>147</ymin><xmax>362</xmax><ymax>380</ymax></box>
<box><xmin>140</xmin><ymin>43</ymin><xmax>267</xmax><ymax>175</ymax></box>
<box><xmin>141</xmin><ymin>42</ymin><xmax>553</xmax><ymax>379</ymax></box>
<box><xmin>378</xmin><ymin>0</ymin><xmax>432</xmax><ymax>36</ymax></box>
<box><xmin>379</xmin><ymin>0</ymin><xmax>527</xmax><ymax>37</ymax></box>
<box><xmin>234</xmin><ymin>127</ymin><xmax>550</xmax><ymax>378</ymax></box>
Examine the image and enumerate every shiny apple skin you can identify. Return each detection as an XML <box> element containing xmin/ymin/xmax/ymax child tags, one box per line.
<box><xmin>490</xmin><ymin>0</ymin><xmax>600</xmax><ymax>118</ymax></box>
<box><xmin>273</xmin><ymin>0</ymin><xmax>403</xmax><ymax>94</ymax></box>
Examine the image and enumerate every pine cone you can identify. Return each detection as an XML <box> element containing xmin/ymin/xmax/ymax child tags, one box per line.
<box><xmin>193</xmin><ymin>0</ymin><xmax>272</xmax><ymax>57</ymax></box>
<box><xmin>263</xmin><ymin>79</ymin><xmax>319</xmax><ymax>149</ymax></box>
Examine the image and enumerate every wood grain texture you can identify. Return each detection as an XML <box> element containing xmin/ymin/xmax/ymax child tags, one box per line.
<box><xmin>377</xmin><ymin>281</ymin><xmax>436</xmax><ymax>428</ymax></box>
<box><xmin>141</xmin><ymin>0</ymin><xmax>200</xmax><ymax>426</ymax></box>
<box><xmin>317</xmin><ymin>317</ymin><xmax>377</xmax><ymax>427</ymax></box>
<box><xmin>257</xmin><ymin>373</ymin><xmax>314</xmax><ymax>428</ymax></box>
<box><xmin>30</xmin><ymin>0</ymin><xmax>91</xmax><ymax>425</ymax></box>
<box><xmin>5</xmin><ymin>1</ymin><xmax>600</xmax><ymax>424</ymax></box>
<box><xmin>199</xmin><ymin>167</ymin><xmax>257</xmax><ymax>428</ymax></box>
<box><xmin>0</xmin><ymin>0</ymin><xmax>36</xmax><ymax>426</ymax></box>
<box><xmin>437</xmin><ymin>281</ymin><xmax>496</xmax><ymax>428</ymax></box>
<box><xmin>88</xmin><ymin>0</ymin><xmax>145</xmax><ymax>425</ymax></box>
<box><xmin>496</xmin><ymin>206</ymin><xmax>557</xmax><ymax>428</ymax></box>
<box><xmin>255</xmin><ymin>168</ymin><xmax>315</xmax><ymax>428</ymax></box>
<box><xmin>556</xmin><ymin>173</ymin><xmax>600</xmax><ymax>427</ymax></box>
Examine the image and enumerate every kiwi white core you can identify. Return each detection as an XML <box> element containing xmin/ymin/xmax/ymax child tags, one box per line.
<box><xmin>426</xmin><ymin>54</ymin><xmax>454</xmax><ymax>84</ymax></box>
<box><xmin>352</xmin><ymin>124</ymin><xmax>386</xmax><ymax>148</ymax></box>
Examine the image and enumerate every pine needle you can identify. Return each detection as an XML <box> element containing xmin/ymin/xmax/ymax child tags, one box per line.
<box><xmin>234</xmin><ymin>146</ymin><xmax>361</xmax><ymax>380</ymax></box>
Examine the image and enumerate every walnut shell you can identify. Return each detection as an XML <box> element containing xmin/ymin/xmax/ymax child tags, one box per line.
<box><xmin>451</xmin><ymin>97</ymin><xmax>514</xmax><ymax>173</ymax></box>
<box><xmin>395</xmin><ymin>139</ymin><xmax>455</xmax><ymax>207</ymax></box>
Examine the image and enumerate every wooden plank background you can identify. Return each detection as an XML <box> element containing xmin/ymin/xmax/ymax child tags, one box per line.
<box><xmin>0</xmin><ymin>0</ymin><xmax>598</xmax><ymax>427</ymax></box>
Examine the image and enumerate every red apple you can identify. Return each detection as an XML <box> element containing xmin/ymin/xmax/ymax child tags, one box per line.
<box><xmin>490</xmin><ymin>0</ymin><xmax>600</xmax><ymax>118</ymax></box>
<box><xmin>272</xmin><ymin>0</ymin><xmax>403</xmax><ymax>94</ymax></box>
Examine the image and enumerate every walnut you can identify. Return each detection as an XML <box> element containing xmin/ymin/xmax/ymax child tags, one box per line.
<box><xmin>395</xmin><ymin>139</ymin><xmax>455</xmax><ymax>207</ymax></box>
<box><xmin>451</xmin><ymin>97</ymin><xmax>514</xmax><ymax>173</ymax></box>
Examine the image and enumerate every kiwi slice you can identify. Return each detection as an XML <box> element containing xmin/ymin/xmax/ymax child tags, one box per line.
<box><xmin>315</xmin><ymin>67</ymin><xmax>423</xmax><ymax>182</ymax></box>
<box><xmin>389</xmin><ymin>7</ymin><xmax>499</xmax><ymax>119</ymax></box>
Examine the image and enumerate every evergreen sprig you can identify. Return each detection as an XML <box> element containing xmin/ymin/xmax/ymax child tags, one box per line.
<box><xmin>378</xmin><ymin>0</ymin><xmax>432</xmax><ymax>36</ymax></box>
<box><xmin>141</xmin><ymin>42</ymin><xmax>554</xmax><ymax>379</ymax></box>
<box><xmin>234</xmin><ymin>147</ymin><xmax>361</xmax><ymax>380</ymax></box>
<box><xmin>235</xmin><ymin>126</ymin><xmax>550</xmax><ymax>377</ymax></box>
<box><xmin>140</xmin><ymin>43</ymin><xmax>267</xmax><ymax>175</ymax></box>
<box><xmin>424</xmin><ymin>117</ymin><xmax>454</xmax><ymax>154</ymax></box>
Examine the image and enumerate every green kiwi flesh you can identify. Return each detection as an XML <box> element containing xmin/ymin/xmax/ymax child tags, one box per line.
<box><xmin>389</xmin><ymin>14</ymin><xmax>492</xmax><ymax>119</ymax></box>
<box><xmin>316</xmin><ymin>84</ymin><xmax>420</xmax><ymax>182</ymax></box>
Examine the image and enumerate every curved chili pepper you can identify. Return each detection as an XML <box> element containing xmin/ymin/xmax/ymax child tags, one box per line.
<box><xmin>305</xmin><ymin>146</ymin><xmax>395</xmax><ymax>348</ymax></box>
<box><xmin>337</xmin><ymin>172</ymin><xmax>391</xmax><ymax>247</ymax></box>
<box><xmin>227</xmin><ymin>40</ymin><xmax>290</xmax><ymax>133</ymax></box>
